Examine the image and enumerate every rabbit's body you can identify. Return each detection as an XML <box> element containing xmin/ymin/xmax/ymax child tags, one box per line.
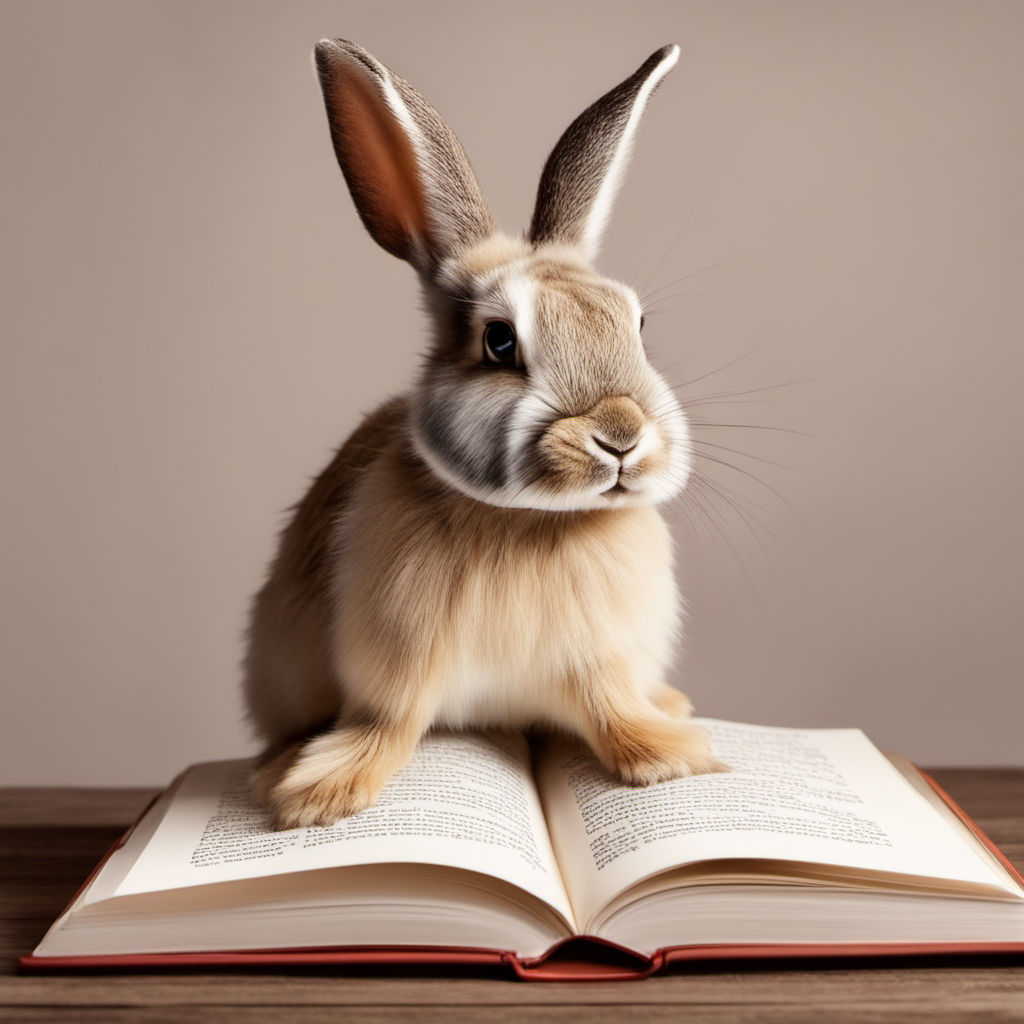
<box><xmin>245</xmin><ymin>41</ymin><xmax>726</xmax><ymax>828</ymax></box>
<box><xmin>247</xmin><ymin>395</ymin><xmax>678</xmax><ymax>741</ymax></box>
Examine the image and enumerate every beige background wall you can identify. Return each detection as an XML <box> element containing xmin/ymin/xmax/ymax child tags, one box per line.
<box><xmin>3</xmin><ymin>1</ymin><xmax>1021</xmax><ymax>784</ymax></box>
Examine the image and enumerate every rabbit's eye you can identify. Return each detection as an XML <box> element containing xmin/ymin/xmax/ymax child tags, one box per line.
<box><xmin>483</xmin><ymin>320</ymin><xmax>518</xmax><ymax>365</ymax></box>
<box><xmin>639</xmin><ymin>314</ymin><xmax>646</xmax><ymax>332</ymax></box>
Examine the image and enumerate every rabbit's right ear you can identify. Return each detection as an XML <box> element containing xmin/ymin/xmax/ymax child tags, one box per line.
<box><xmin>314</xmin><ymin>39</ymin><xmax>495</xmax><ymax>271</ymax></box>
<box><xmin>529</xmin><ymin>46</ymin><xmax>680</xmax><ymax>262</ymax></box>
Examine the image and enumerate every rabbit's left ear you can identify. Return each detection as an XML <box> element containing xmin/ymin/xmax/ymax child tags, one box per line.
<box><xmin>315</xmin><ymin>39</ymin><xmax>495</xmax><ymax>271</ymax></box>
<box><xmin>529</xmin><ymin>45</ymin><xmax>680</xmax><ymax>262</ymax></box>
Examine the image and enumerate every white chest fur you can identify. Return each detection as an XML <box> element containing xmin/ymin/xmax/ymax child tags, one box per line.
<box><xmin>333</xmin><ymin>471</ymin><xmax>680</xmax><ymax>732</ymax></box>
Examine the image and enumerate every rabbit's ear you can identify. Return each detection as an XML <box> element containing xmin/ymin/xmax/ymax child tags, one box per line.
<box><xmin>529</xmin><ymin>45</ymin><xmax>679</xmax><ymax>262</ymax></box>
<box><xmin>314</xmin><ymin>39</ymin><xmax>495</xmax><ymax>270</ymax></box>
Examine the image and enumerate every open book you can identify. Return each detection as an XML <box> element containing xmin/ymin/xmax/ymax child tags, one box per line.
<box><xmin>22</xmin><ymin>720</ymin><xmax>1024</xmax><ymax>979</ymax></box>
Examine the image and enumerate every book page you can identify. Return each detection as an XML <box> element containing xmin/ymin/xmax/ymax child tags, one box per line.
<box><xmin>115</xmin><ymin>730</ymin><xmax>574</xmax><ymax>927</ymax></box>
<box><xmin>535</xmin><ymin>718</ymin><xmax>1019</xmax><ymax>930</ymax></box>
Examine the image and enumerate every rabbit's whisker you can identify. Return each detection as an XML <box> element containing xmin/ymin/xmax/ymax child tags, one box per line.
<box><xmin>637</xmin><ymin>260</ymin><xmax>731</xmax><ymax>304</ymax></box>
<box><xmin>690</xmin><ymin>472</ymin><xmax>777</xmax><ymax>550</ymax></box>
<box><xmin>689</xmin><ymin>439</ymin><xmax>792</xmax><ymax>471</ymax></box>
<box><xmin>683</xmin><ymin>448</ymin><xmax>798</xmax><ymax>515</ymax></box>
<box><xmin>680</xmin><ymin>379</ymin><xmax>810</xmax><ymax>403</ymax></box>
<box><xmin>684</xmin><ymin>464</ymin><xmax>780</xmax><ymax>520</ymax></box>
<box><xmin>670</xmin><ymin>346</ymin><xmax>764</xmax><ymax>391</ymax></box>
<box><xmin>632</xmin><ymin>221</ymin><xmax>690</xmax><ymax>298</ymax></box>
<box><xmin>689</xmin><ymin>420</ymin><xmax>812</xmax><ymax>437</ymax></box>
<box><xmin>685</xmin><ymin>486</ymin><xmax>759</xmax><ymax>587</ymax></box>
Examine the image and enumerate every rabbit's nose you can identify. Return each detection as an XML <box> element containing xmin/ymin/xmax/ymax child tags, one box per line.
<box><xmin>587</xmin><ymin>396</ymin><xmax>646</xmax><ymax>457</ymax></box>
<box><xmin>593</xmin><ymin>436</ymin><xmax>638</xmax><ymax>459</ymax></box>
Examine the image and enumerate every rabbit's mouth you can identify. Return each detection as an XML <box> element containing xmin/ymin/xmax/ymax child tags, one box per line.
<box><xmin>603</xmin><ymin>480</ymin><xmax>632</xmax><ymax>496</ymax></box>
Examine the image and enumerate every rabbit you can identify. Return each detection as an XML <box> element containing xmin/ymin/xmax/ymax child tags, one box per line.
<box><xmin>243</xmin><ymin>37</ymin><xmax>728</xmax><ymax>830</ymax></box>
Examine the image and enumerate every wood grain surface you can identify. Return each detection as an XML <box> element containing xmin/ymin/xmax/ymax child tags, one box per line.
<box><xmin>3</xmin><ymin>770</ymin><xmax>1023</xmax><ymax>1022</ymax></box>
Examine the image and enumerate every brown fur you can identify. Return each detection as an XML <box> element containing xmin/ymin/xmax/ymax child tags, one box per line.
<box><xmin>243</xmin><ymin>399</ymin><xmax>406</xmax><ymax>745</ymax></box>
<box><xmin>247</xmin><ymin>399</ymin><xmax>721</xmax><ymax>827</ymax></box>
<box><xmin>244</xmin><ymin>40</ymin><xmax>721</xmax><ymax>829</ymax></box>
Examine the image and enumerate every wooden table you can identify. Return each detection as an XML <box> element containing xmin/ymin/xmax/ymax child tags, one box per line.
<box><xmin>2</xmin><ymin>770</ymin><xmax>1022</xmax><ymax>1022</ymax></box>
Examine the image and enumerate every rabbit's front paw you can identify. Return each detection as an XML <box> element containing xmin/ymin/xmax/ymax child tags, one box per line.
<box><xmin>604</xmin><ymin>718</ymin><xmax>730</xmax><ymax>785</ymax></box>
<box><xmin>270</xmin><ymin>771</ymin><xmax>378</xmax><ymax>829</ymax></box>
<box><xmin>267</xmin><ymin>728</ymin><xmax>387</xmax><ymax>828</ymax></box>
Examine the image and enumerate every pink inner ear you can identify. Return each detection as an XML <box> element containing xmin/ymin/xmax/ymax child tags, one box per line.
<box><xmin>325</xmin><ymin>64</ymin><xmax>430</xmax><ymax>260</ymax></box>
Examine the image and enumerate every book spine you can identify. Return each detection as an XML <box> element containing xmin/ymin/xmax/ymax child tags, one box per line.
<box><xmin>508</xmin><ymin>936</ymin><xmax>658</xmax><ymax>980</ymax></box>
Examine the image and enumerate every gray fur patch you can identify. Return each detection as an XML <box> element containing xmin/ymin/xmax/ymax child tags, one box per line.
<box><xmin>417</xmin><ymin>373</ymin><xmax>521</xmax><ymax>492</ymax></box>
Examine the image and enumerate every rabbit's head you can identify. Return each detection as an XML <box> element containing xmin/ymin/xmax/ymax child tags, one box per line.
<box><xmin>316</xmin><ymin>39</ymin><xmax>690</xmax><ymax>511</ymax></box>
